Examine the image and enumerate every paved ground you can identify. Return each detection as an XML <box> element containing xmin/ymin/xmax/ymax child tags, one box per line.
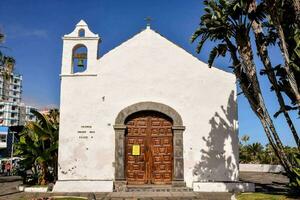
<box><xmin>0</xmin><ymin>172</ymin><xmax>292</xmax><ymax>200</ymax></box>
<box><xmin>239</xmin><ymin>172</ymin><xmax>289</xmax><ymax>193</ymax></box>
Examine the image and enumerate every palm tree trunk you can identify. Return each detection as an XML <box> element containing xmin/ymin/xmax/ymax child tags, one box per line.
<box><xmin>235</xmin><ymin>33</ymin><xmax>294</xmax><ymax>175</ymax></box>
<box><xmin>276</xmin><ymin>24</ymin><xmax>300</xmax><ymax>105</ymax></box>
<box><xmin>38</xmin><ymin>162</ymin><xmax>48</xmax><ymax>185</ymax></box>
<box><xmin>264</xmin><ymin>111</ymin><xmax>293</xmax><ymax>171</ymax></box>
<box><xmin>266</xmin><ymin>0</ymin><xmax>300</xmax><ymax>106</ymax></box>
<box><xmin>250</xmin><ymin>2</ymin><xmax>300</xmax><ymax>149</ymax></box>
<box><xmin>225</xmin><ymin>31</ymin><xmax>294</xmax><ymax>176</ymax></box>
<box><xmin>292</xmin><ymin>0</ymin><xmax>300</xmax><ymax>25</ymax></box>
<box><xmin>259</xmin><ymin>115</ymin><xmax>292</xmax><ymax>173</ymax></box>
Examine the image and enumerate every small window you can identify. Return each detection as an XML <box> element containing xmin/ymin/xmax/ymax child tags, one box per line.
<box><xmin>78</xmin><ymin>29</ymin><xmax>85</xmax><ymax>37</ymax></box>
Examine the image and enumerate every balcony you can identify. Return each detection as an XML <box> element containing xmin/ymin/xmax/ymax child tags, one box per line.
<box><xmin>10</xmin><ymin>84</ymin><xmax>21</xmax><ymax>90</ymax></box>
<box><xmin>11</xmin><ymin>81</ymin><xmax>21</xmax><ymax>86</ymax></box>
<box><xmin>10</xmin><ymin>110</ymin><xmax>19</xmax><ymax>113</ymax></box>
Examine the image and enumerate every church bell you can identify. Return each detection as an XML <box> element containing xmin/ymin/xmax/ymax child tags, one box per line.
<box><xmin>77</xmin><ymin>59</ymin><xmax>84</xmax><ymax>67</ymax></box>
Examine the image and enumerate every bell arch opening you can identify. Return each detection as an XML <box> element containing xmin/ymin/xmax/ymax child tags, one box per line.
<box><xmin>113</xmin><ymin>102</ymin><xmax>186</xmax><ymax>191</ymax></box>
<box><xmin>72</xmin><ymin>44</ymin><xmax>88</xmax><ymax>73</ymax></box>
<box><xmin>78</xmin><ymin>28</ymin><xmax>85</xmax><ymax>37</ymax></box>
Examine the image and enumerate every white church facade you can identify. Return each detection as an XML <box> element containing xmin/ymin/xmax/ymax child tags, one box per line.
<box><xmin>53</xmin><ymin>20</ymin><xmax>252</xmax><ymax>192</ymax></box>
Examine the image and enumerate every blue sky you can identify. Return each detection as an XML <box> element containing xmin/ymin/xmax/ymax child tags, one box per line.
<box><xmin>0</xmin><ymin>0</ymin><xmax>298</xmax><ymax>146</ymax></box>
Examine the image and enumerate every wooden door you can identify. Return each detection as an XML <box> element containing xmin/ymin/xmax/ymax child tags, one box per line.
<box><xmin>125</xmin><ymin>112</ymin><xmax>173</xmax><ymax>185</ymax></box>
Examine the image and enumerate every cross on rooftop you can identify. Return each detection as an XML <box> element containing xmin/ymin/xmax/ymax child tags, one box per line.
<box><xmin>145</xmin><ymin>16</ymin><xmax>152</xmax><ymax>27</ymax></box>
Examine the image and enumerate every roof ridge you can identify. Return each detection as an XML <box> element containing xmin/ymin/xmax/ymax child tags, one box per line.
<box><xmin>148</xmin><ymin>29</ymin><xmax>233</xmax><ymax>75</ymax></box>
<box><xmin>98</xmin><ymin>27</ymin><xmax>233</xmax><ymax>75</ymax></box>
<box><xmin>98</xmin><ymin>28</ymin><xmax>147</xmax><ymax>60</ymax></box>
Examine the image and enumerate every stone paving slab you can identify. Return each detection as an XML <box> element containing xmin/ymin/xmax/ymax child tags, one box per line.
<box><xmin>0</xmin><ymin>191</ymin><xmax>231</xmax><ymax>200</ymax></box>
<box><xmin>0</xmin><ymin>172</ymin><xmax>291</xmax><ymax>200</ymax></box>
<box><xmin>107</xmin><ymin>192</ymin><xmax>198</xmax><ymax>198</ymax></box>
<box><xmin>239</xmin><ymin>172</ymin><xmax>289</xmax><ymax>193</ymax></box>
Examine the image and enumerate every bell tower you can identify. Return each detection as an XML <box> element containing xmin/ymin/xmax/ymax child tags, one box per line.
<box><xmin>61</xmin><ymin>20</ymin><xmax>100</xmax><ymax>74</ymax></box>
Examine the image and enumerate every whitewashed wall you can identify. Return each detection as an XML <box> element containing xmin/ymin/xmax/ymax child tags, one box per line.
<box><xmin>56</xmin><ymin>22</ymin><xmax>238</xmax><ymax>191</ymax></box>
<box><xmin>239</xmin><ymin>164</ymin><xmax>285</xmax><ymax>173</ymax></box>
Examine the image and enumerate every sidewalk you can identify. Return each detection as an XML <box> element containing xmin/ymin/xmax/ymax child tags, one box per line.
<box><xmin>0</xmin><ymin>172</ymin><xmax>290</xmax><ymax>200</ymax></box>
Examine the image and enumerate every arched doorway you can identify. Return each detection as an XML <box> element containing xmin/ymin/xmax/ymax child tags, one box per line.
<box><xmin>113</xmin><ymin>102</ymin><xmax>186</xmax><ymax>191</ymax></box>
<box><xmin>125</xmin><ymin>111</ymin><xmax>173</xmax><ymax>185</ymax></box>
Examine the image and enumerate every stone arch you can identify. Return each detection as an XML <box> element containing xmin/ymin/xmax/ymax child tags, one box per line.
<box><xmin>115</xmin><ymin>101</ymin><xmax>183</xmax><ymax>126</ymax></box>
<box><xmin>113</xmin><ymin>102</ymin><xmax>185</xmax><ymax>191</ymax></box>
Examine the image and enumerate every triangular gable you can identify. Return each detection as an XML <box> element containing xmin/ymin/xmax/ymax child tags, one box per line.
<box><xmin>98</xmin><ymin>27</ymin><xmax>232</xmax><ymax>76</ymax></box>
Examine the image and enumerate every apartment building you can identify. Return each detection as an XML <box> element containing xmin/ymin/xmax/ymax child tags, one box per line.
<box><xmin>0</xmin><ymin>73</ymin><xmax>22</xmax><ymax>103</ymax></box>
<box><xmin>0</xmin><ymin>68</ymin><xmax>36</xmax><ymax>127</ymax></box>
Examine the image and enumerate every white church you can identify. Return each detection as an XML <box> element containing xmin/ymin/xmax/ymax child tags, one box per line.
<box><xmin>53</xmin><ymin>20</ymin><xmax>253</xmax><ymax>192</ymax></box>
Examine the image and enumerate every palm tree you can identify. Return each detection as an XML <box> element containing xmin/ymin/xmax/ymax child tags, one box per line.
<box><xmin>191</xmin><ymin>0</ymin><xmax>293</xmax><ymax>176</ymax></box>
<box><xmin>241</xmin><ymin>135</ymin><xmax>250</xmax><ymax>145</ymax></box>
<box><xmin>264</xmin><ymin>143</ymin><xmax>276</xmax><ymax>164</ymax></box>
<box><xmin>239</xmin><ymin>135</ymin><xmax>250</xmax><ymax>163</ymax></box>
<box><xmin>249</xmin><ymin>0</ymin><xmax>299</xmax><ymax>149</ymax></box>
<box><xmin>263</xmin><ymin>0</ymin><xmax>300</xmax><ymax>108</ymax></box>
<box><xmin>14</xmin><ymin>109</ymin><xmax>59</xmax><ymax>185</ymax></box>
<box><xmin>247</xmin><ymin>142</ymin><xmax>264</xmax><ymax>163</ymax></box>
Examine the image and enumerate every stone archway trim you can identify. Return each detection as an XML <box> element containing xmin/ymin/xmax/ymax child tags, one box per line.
<box><xmin>113</xmin><ymin>102</ymin><xmax>185</xmax><ymax>191</ymax></box>
<box><xmin>115</xmin><ymin>101</ymin><xmax>183</xmax><ymax>126</ymax></box>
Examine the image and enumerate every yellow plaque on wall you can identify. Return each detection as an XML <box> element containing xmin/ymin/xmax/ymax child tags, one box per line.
<box><xmin>132</xmin><ymin>145</ymin><xmax>140</xmax><ymax>156</ymax></box>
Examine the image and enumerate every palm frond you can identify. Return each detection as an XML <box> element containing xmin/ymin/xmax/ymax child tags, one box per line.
<box><xmin>191</xmin><ymin>28</ymin><xmax>206</xmax><ymax>43</ymax></box>
<box><xmin>248</xmin><ymin>2</ymin><xmax>266</xmax><ymax>23</ymax></box>
<box><xmin>208</xmin><ymin>43</ymin><xmax>228</xmax><ymax>67</ymax></box>
<box><xmin>0</xmin><ymin>32</ymin><xmax>4</xmax><ymax>43</ymax></box>
<box><xmin>196</xmin><ymin>33</ymin><xmax>209</xmax><ymax>53</ymax></box>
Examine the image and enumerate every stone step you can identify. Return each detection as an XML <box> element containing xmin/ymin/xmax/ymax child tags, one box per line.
<box><xmin>98</xmin><ymin>192</ymin><xmax>232</xmax><ymax>200</ymax></box>
<box><xmin>126</xmin><ymin>185</ymin><xmax>193</xmax><ymax>192</ymax></box>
